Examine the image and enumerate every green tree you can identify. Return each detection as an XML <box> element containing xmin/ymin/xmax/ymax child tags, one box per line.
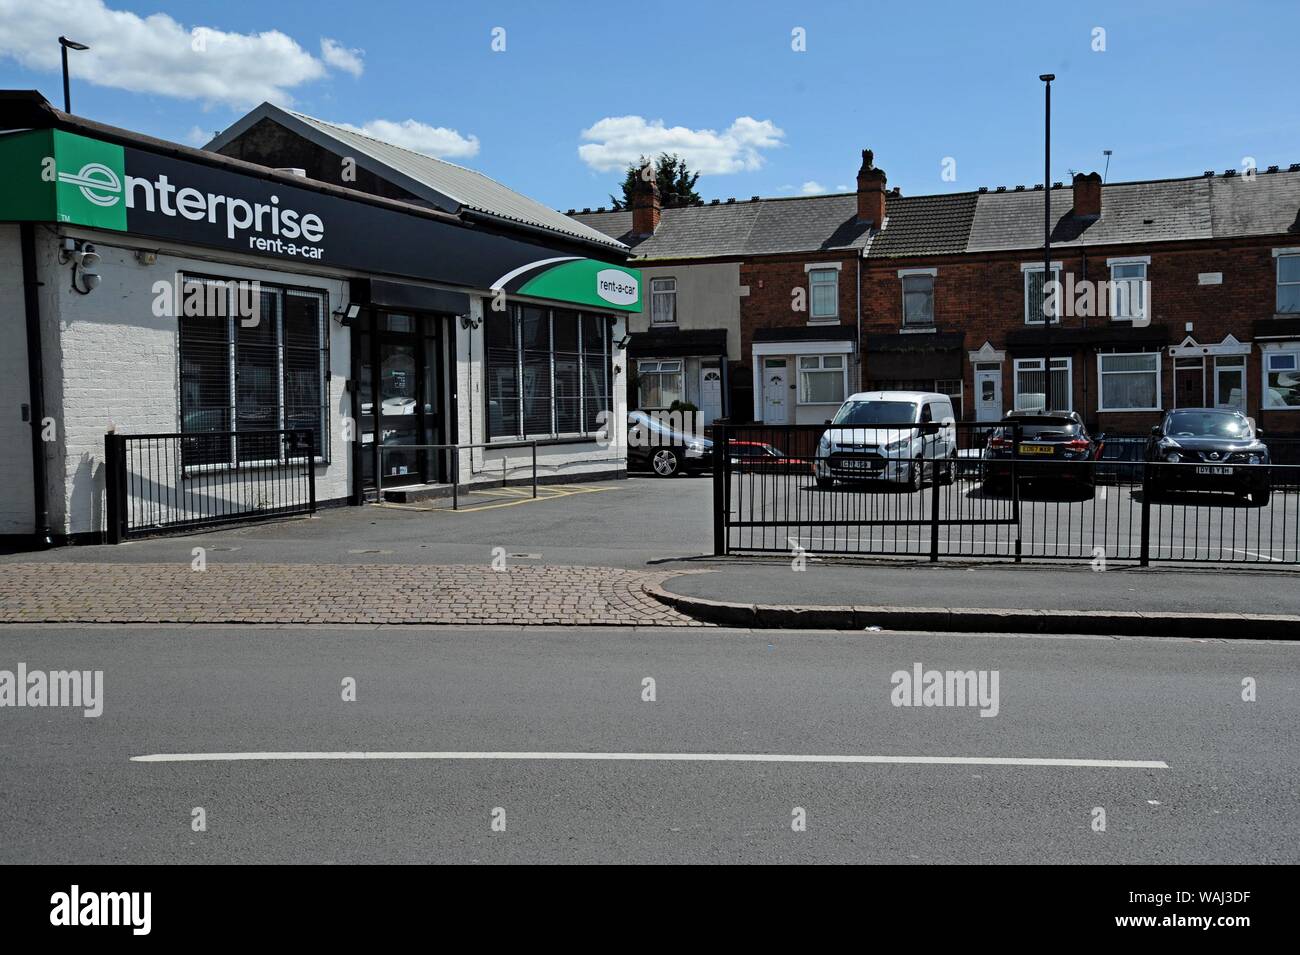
<box><xmin>609</xmin><ymin>153</ymin><xmax>702</xmax><ymax>210</ymax></box>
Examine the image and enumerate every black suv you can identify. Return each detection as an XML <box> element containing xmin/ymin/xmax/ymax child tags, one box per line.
<box><xmin>1145</xmin><ymin>408</ymin><xmax>1271</xmax><ymax>505</ymax></box>
<box><xmin>982</xmin><ymin>410</ymin><xmax>1103</xmax><ymax>496</ymax></box>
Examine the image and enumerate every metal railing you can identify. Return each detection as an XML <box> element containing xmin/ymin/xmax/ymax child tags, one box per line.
<box><xmin>712</xmin><ymin>423</ymin><xmax>1300</xmax><ymax>566</ymax></box>
<box><xmin>105</xmin><ymin>429</ymin><xmax>316</xmax><ymax>542</ymax></box>
<box><xmin>376</xmin><ymin>441</ymin><xmax>538</xmax><ymax>509</ymax></box>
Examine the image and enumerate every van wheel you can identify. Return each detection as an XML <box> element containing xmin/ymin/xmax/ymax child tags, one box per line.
<box><xmin>907</xmin><ymin>457</ymin><xmax>924</xmax><ymax>492</ymax></box>
<box><xmin>938</xmin><ymin>452</ymin><xmax>957</xmax><ymax>486</ymax></box>
<box><xmin>651</xmin><ymin>449</ymin><xmax>680</xmax><ymax>477</ymax></box>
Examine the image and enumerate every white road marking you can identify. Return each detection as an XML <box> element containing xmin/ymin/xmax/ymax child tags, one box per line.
<box><xmin>131</xmin><ymin>750</ymin><xmax>1168</xmax><ymax>769</ymax></box>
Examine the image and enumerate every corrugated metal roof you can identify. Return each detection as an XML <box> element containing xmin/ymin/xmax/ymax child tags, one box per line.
<box><xmin>281</xmin><ymin>107</ymin><xmax>626</xmax><ymax>251</ymax></box>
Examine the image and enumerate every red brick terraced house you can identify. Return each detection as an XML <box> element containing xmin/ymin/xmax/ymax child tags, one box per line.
<box><xmin>573</xmin><ymin>151</ymin><xmax>1300</xmax><ymax>439</ymax></box>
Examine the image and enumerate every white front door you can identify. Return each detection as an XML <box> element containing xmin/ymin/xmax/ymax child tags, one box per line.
<box><xmin>700</xmin><ymin>363</ymin><xmax>723</xmax><ymax>423</ymax></box>
<box><xmin>975</xmin><ymin>367</ymin><xmax>1003</xmax><ymax>421</ymax></box>
<box><xmin>763</xmin><ymin>358</ymin><xmax>789</xmax><ymax>424</ymax></box>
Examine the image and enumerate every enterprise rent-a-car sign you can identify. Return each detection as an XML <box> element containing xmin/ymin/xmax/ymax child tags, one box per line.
<box><xmin>0</xmin><ymin>128</ymin><xmax>641</xmax><ymax>312</ymax></box>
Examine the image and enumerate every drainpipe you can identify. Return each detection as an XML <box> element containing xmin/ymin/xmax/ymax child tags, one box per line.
<box><xmin>21</xmin><ymin>223</ymin><xmax>52</xmax><ymax>548</ymax></box>
<box><xmin>856</xmin><ymin>257</ymin><xmax>863</xmax><ymax>392</ymax></box>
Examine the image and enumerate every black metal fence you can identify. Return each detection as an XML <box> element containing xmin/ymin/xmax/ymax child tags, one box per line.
<box><xmin>712</xmin><ymin>423</ymin><xmax>1300</xmax><ymax>566</ymax></box>
<box><xmin>105</xmin><ymin>429</ymin><xmax>316</xmax><ymax>542</ymax></box>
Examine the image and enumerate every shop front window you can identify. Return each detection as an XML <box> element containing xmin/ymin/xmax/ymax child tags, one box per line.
<box><xmin>485</xmin><ymin>304</ymin><xmax>614</xmax><ymax>438</ymax></box>
<box><xmin>178</xmin><ymin>275</ymin><xmax>328</xmax><ymax>466</ymax></box>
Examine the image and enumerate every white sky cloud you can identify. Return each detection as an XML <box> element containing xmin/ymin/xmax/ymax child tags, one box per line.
<box><xmin>578</xmin><ymin>115</ymin><xmax>784</xmax><ymax>174</ymax></box>
<box><xmin>320</xmin><ymin>37</ymin><xmax>364</xmax><ymax>78</ymax></box>
<box><xmin>0</xmin><ymin>0</ymin><xmax>360</xmax><ymax>107</ymax></box>
<box><xmin>337</xmin><ymin>118</ymin><xmax>480</xmax><ymax>160</ymax></box>
<box><xmin>801</xmin><ymin>180</ymin><xmax>827</xmax><ymax>195</ymax></box>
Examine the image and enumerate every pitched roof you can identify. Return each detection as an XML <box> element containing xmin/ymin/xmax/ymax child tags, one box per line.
<box><xmin>571</xmin><ymin>193</ymin><xmax>873</xmax><ymax>259</ymax></box>
<box><xmin>206</xmin><ymin>103</ymin><xmax>625</xmax><ymax>252</ymax></box>
<box><xmin>570</xmin><ymin>168</ymin><xmax>1300</xmax><ymax>262</ymax></box>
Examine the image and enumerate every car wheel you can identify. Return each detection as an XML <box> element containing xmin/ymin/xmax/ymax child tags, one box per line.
<box><xmin>650</xmin><ymin>448</ymin><xmax>680</xmax><ymax>477</ymax></box>
<box><xmin>938</xmin><ymin>452</ymin><xmax>957</xmax><ymax>486</ymax></box>
<box><xmin>907</xmin><ymin>457</ymin><xmax>924</xmax><ymax>492</ymax></box>
<box><xmin>815</xmin><ymin>476</ymin><xmax>835</xmax><ymax>489</ymax></box>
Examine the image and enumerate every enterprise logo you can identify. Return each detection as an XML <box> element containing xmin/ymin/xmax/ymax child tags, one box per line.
<box><xmin>57</xmin><ymin>162</ymin><xmax>123</xmax><ymax>207</ymax></box>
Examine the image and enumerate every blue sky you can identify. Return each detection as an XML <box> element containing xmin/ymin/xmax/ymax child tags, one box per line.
<box><xmin>2</xmin><ymin>0</ymin><xmax>1297</xmax><ymax>210</ymax></box>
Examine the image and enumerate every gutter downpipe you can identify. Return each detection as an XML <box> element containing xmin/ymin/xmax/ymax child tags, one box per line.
<box><xmin>21</xmin><ymin>222</ymin><xmax>52</xmax><ymax>548</ymax></box>
<box><xmin>856</xmin><ymin>256</ymin><xmax>863</xmax><ymax>392</ymax></box>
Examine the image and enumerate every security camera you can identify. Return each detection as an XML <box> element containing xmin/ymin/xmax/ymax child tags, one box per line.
<box><xmin>80</xmin><ymin>270</ymin><xmax>101</xmax><ymax>291</ymax></box>
<box><xmin>74</xmin><ymin>247</ymin><xmax>100</xmax><ymax>270</ymax></box>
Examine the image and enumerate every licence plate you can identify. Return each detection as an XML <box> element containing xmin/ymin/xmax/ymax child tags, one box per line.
<box><xmin>1019</xmin><ymin>443</ymin><xmax>1054</xmax><ymax>455</ymax></box>
<box><xmin>1196</xmin><ymin>465</ymin><xmax>1233</xmax><ymax>475</ymax></box>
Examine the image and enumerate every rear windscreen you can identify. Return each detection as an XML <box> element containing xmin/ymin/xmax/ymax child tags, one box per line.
<box><xmin>1000</xmin><ymin>419</ymin><xmax>1080</xmax><ymax>439</ymax></box>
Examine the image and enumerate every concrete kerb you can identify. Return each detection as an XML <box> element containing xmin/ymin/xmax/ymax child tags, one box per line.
<box><xmin>640</xmin><ymin>581</ymin><xmax>1300</xmax><ymax>638</ymax></box>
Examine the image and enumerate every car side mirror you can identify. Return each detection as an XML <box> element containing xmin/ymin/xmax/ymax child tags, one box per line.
<box><xmin>1149</xmin><ymin>425</ymin><xmax>1162</xmax><ymax>436</ymax></box>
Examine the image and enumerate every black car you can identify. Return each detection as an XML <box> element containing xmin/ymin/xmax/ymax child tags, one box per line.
<box><xmin>626</xmin><ymin>410</ymin><xmax>713</xmax><ymax>477</ymax></box>
<box><xmin>982</xmin><ymin>410</ymin><xmax>1103</xmax><ymax>496</ymax></box>
<box><xmin>1145</xmin><ymin>408</ymin><xmax>1270</xmax><ymax>505</ymax></box>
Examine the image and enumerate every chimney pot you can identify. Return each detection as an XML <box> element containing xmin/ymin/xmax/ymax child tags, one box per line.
<box><xmin>630</xmin><ymin>170</ymin><xmax>661</xmax><ymax>236</ymax></box>
<box><xmin>855</xmin><ymin>147</ymin><xmax>887</xmax><ymax>224</ymax></box>
<box><xmin>1072</xmin><ymin>171</ymin><xmax>1102</xmax><ymax>218</ymax></box>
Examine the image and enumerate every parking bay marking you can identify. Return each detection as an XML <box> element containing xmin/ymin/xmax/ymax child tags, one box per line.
<box><xmin>131</xmin><ymin>751</ymin><xmax>1168</xmax><ymax>769</ymax></box>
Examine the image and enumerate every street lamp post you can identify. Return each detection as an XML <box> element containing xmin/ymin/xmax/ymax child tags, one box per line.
<box><xmin>59</xmin><ymin>36</ymin><xmax>89</xmax><ymax>114</ymax></box>
<box><xmin>1039</xmin><ymin>73</ymin><xmax>1055</xmax><ymax>410</ymax></box>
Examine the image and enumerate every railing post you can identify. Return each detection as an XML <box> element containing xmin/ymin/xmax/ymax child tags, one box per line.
<box><xmin>103</xmin><ymin>431</ymin><xmax>125</xmax><ymax>544</ymax></box>
<box><xmin>532</xmin><ymin>440</ymin><xmax>538</xmax><ymax>498</ymax></box>
<box><xmin>712</xmin><ymin>424</ymin><xmax>728</xmax><ymax>556</ymax></box>
<box><xmin>1012</xmin><ymin>421</ymin><xmax>1022</xmax><ymax>563</ymax></box>
<box><xmin>929</xmin><ymin>435</ymin><xmax>941</xmax><ymax>562</ymax></box>
<box><xmin>306</xmin><ymin>430</ymin><xmax>317</xmax><ymax>515</ymax></box>
<box><xmin>1139</xmin><ymin>459</ymin><xmax>1152</xmax><ymax>567</ymax></box>
<box><xmin>375</xmin><ymin>442</ymin><xmax>384</xmax><ymax>504</ymax></box>
<box><xmin>452</xmin><ymin>446</ymin><xmax>460</xmax><ymax>511</ymax></box>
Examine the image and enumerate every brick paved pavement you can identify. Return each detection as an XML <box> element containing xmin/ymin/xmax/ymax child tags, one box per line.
<box><xmin>0</xmin><ymin>563</ymin><xmax>703</xmax><ymax>627</ymax></box>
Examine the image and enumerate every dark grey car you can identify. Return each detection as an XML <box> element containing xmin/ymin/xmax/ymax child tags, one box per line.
<box><xmin>1145</xmin><ymin>408</ymin><xmax>1271</xmax><ymax>505</ymax></box>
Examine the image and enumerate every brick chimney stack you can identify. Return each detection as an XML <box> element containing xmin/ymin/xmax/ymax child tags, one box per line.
<box><xmin>1073</xmin><ymin>171</ymin><xmax>1102</xmax><ymax>219</ymax></box>
<box><xmin>856</xmin><ymin>148</ymin><xmax>887</xmax><ymax>225</ymax></box>
<box><xmin>631</xmin><ymin>164</ymin><xmax>661</xmax><ymax>237</ymax></box>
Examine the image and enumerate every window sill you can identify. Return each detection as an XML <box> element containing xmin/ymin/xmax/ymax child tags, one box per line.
<box><xmin>488</xmin><ymin>435</ymin><xmax>602</xmax><ymax>447</ymax></box>
<box><xmin>807</xmin><ymin>318</ymin><xmax>840</xmax><ymax>326</ymax></box>
<box><xmin>900</xmin><ymin>325</ymin><xmax>937</xmax><ymax>334</ymax></box>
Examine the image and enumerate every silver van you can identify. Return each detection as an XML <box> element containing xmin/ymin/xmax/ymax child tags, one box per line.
<box><xmin>815</xmin><ymin>390</ymin><xmax>957</xmax><ymax>488</ymax></box>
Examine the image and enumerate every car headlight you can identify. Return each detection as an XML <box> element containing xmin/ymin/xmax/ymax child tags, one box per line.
<box><xmin>1164</xmin><ymin>451</ymin><xmax>1181</xmax><ymax>463</ymax></box>
<box><xmin>884</xmin><ymin>438</ymin><xmax>912</xmax><ymax>454</ymax></box>
<box><xmin>1247</xmin><ymin>454</ymin><xmax>1262</xmax><ymax>465</ymax></box>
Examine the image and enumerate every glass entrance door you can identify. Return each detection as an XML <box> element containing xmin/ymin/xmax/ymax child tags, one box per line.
<box><xmin>357</xmin><ymin>312</ymin><xmax>444</xmax><ymax>491</ymax></box>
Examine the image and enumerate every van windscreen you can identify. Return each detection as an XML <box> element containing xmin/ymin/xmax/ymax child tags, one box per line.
<box><xmin>832</xmin><ymin>400</ymin><xmax>918</xmax><ymax>426</ymax></box>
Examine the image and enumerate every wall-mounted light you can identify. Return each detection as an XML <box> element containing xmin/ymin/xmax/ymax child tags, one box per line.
<box><xmin>59</xmin><ymin>237</ymin><xmax>100</xmax><ymax>294</ymax></box>
<box><xmin>615</xmin><ymin>333</ymin><xmax>630</xmax><ymax>351</ymax></box>
<box><xmin>459</xmin><ymin>314</ymin><xmax>482</xmax><ymax>330</ymax></box>
<box><xmin>332</xmin><ymin>302</ymin><xmax>361</xmax><ymax>324</ymax></box>
<box><xmin>135</xmin><ymin>249</ymin><xmax>157</xmax><ymax>266</ymax></box>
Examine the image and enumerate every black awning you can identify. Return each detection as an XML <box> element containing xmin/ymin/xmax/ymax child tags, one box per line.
<box><xmin>349</xmin><ymin>278</ymin><xmax>471</xmax><ymax>318</ymax></box>
<box><xmin>629</xmin><ymin>329</ymin><xmax>728</xmax><ymax>358</ymax></box>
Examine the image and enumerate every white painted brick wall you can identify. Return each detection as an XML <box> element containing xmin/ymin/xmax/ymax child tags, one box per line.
<box><xmin>0</xmin><ymin>225</ymin><xmax>35</xmax><ymax>535</ymax></box>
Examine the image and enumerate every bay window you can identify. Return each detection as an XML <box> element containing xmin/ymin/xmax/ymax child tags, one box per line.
<box><xmin>798</xmin><ymin>354</ymin><xmax>846</xmax><ymax>404</ymax></box>
<box><xmin>1264</xmin><ymin>349</ymin><xmax>1300</xmax><ymax>409</ymax></box>
<box><xmin>1013</xmin><ymin>357</ymin><xmax>1071</xmax><ymax>411</ymax></box>
<box><xmin>1098</xmin><ymin>352</ymin><xmax>1160</xmax><ymax>411</ymax></box>
<box><xmin>636</xmin><ymin>359</ymin><xmax>684</xmax><ymax>409</ymax></box>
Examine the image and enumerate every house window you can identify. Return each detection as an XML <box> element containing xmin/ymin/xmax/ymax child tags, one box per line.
<box><xmin>1098</xmin><ymin>352</ymin><xmax>1161</xmax><ymax>411</ymax></box>
<box><xmin>650</xmin><ymin>277</ymin><xmax>677</xmax><ymax>325</ymax></box>
<box><xmin>1213</xmin><ymin>355</ymin><xmax>1246</xmax><ymax>412</ymax></box>
<box><xmin>798</xmin><ymin>354</ymin><xmax>846</xmax><ymax>404</ymax></box>
<box><xmin>1109</xmin><ymin>261</ymin><xmax>1148</xmax><ymax>322</ymax></box>
<box><xmin>1013</xmin><ymin>357</ymin><xmax>1071</xmax><ymax>411</ymax></box>
<box><xmin>935</xmin><ymin>378</ymin><xmax>963</xmax><ymax>419</ymax></box>
<box><xmin>1279</xmin><ymin>254</ymin><xmax>1300</xmax><ymax>314</ymax></box>
<box><xmin>901</xmin><ymin>273</ymin><xmax>935</xmax><ymax>326</ymax></box>
<box><xmin>485</xmin><ymin>305</ymin><xmax>613</xmax><ymax>438</ymax></box>
<box><xmin>809</xmin><ymin>269</ymin><xmax>839</xmax><ymax>321</ymax></box>
<box><xmin>178</xmin><ymin>275</ymin><xmax>328</xmax><ymax>466</ymax></box>
<box><xmin>637</xmin><ymin>359</ymin><xmax>684</xmax><ymax>409</ymax></box>
<box><xmin>1023</xmin><ymin>265</ymin><xmax>1062</xmax><ymax>324</ymax></box>
<box><xmin>1264</xmin><ymin>350</ymin><xmax>1300</xmax><ymax>409</ymax></box>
